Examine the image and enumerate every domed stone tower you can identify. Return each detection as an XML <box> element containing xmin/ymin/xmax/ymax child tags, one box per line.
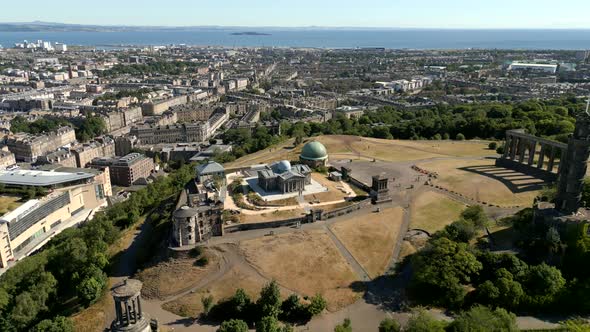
<box><xmin>300</xmin><ymin>141</ymin><xmax>328</xmax><ymax>168</ymax></box>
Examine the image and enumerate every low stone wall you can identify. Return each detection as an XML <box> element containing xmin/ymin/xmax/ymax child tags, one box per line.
<box><xmin>225</xmin><ymin>216</ymin><xmax>310</xmax><ymax>233</ymax></box>
<box><xmin>348</xmin><ymin>176</ymin><xmax>371</xmax><ymax>193</ymax></box>
<box><xmin>322</xmin><ymin>198</ymin><xmax>372</xmax><ymax>219</ymax></box>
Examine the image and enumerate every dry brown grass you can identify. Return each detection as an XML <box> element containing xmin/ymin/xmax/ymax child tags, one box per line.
<box><xmin>136</xmin><ymin>252</ymin><xmax>220</xmax><ymax>300</ymax></box>
<box><xmin>330</xmin><ymin>207</ymin><xmax>404</xmax><ymax>278</ymax></box>
<box><xmin>0</xmin><ymin>195</ymin><xmax>21</xmax><ymax>215</ymax></box>
<box><xmin>417</xmin><ymin>158</ymin><xmax>544</xmax><ymax>206</ymax></box>
<box><xmin>304</xmin><ymin>173</ymin><xmax>351</xmax><ymax>202</ymax></box>
<box><xmin>240</xmin><ymin>230</ymin><xmax>362</xmax><ymax>311</ymax></box>
<box><xmin>71</xmin><ymin>281</ymin><xmax>114</xmax><ymax>332</ymax></box>
<box><xmin>162</xmin><ymin>266</ymin><xmax>291</xmax><ymax>317</ymax></box>
<box><xmin>410</xmin><ymin>191</ymin><xmax>466</xmax><ymax>234</ymax></box>
<box><xmin>238</xmin><ymin>208</ymin><xmax>306</xmax><ymax>224</ymax></box>
<box><xmin>225</xmin><ymin>135</ymin><xmax>493</xmax><ymax>169</ymax></box>
<box><xmin>398</xmin><ymin>241</ymin><xmax>417</xmax><ymax>262</ymax></box>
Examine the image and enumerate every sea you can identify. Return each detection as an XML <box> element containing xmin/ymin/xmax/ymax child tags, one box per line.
<box><xmin>0</xmin><ymin>29</ymin><xmax>589</xmax><ymax>50</ymax></box>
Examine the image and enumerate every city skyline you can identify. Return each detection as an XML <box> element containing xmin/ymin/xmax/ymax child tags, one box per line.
<box><xmin>2</xmin><ymin>0</ymin><xmax>590</xmax><ymax>29</ymax></box>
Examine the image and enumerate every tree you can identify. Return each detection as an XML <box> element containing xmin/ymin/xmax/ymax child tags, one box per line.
<box><xmin>76</xmin><ymin>275</ymin><xmax>105</xmax><ymax>304</ymax></box>
<box><xmin>488</xmin><ymin>142</ymin><xmax>498</xmax><ymax>150</ymax></box>
<box><xmin>522</xmin><ymin>263</ymin><xmax>566</xmax><ymax>307</ymax></box>
<box><xmin>378</xmin><ymin>318</ymin><xmax>401</xmax><ymax>332</ymax></box>
<box><xmin>461</xmin><ymin>205</ymin><xmax>488</xmax><ymax>229</ymax></box>
<box><xmin>306</xmin><ymin>293</ymin><xmax>327</xmax><ymax>316</ymax></box>
<box><xmin>436</xmin><ymin>219</ymin><xmax>477</xmax><ymax>243</ymax></box>
<box><xmin>447</xmin><ymin>305</ymin><xmax>518</xmax><ymax>332</ymax></box>
<box><xmin>410</xmin><ymin>237</ymin><xmax>482</xmax><ymax>307</ymax></box>
<box><xmin>257</xmin><ymin>281</ymin><xmax>282</xmax><ymax>319</ymax></box>
<box><xmin>256</xmin><ymin>316</ymin><xmax>280</xmax><ymax>332</ymax></box>
<box><xmin>202</xmin><ymin>295</ymin><xmax>214</xmax><ymax>316</ymax></box>
<box><xmin>31</xmin><ymin>316</ymin><xmax>74</xmax><ymax>332</ymax></box>
<box><xmin>334</xmin><ymin>318</ymin><xmax>352</xmax><ymax>332</ymax></box>
<box><xmin>455</xmin><ymin>133</ymin><xmax>465</xmax><ymax>141</ymax></box>
<box><xmin>496</xmin><ymin>144</ymin><xmax>505</xmax><ymax>155</ymax></box>
<box><xmin>405</xmin><ymin>310</ymin><xmax>446</xmax><ymax>332</ymax></box>
<box><xmin>217</xmin><ymin>319</ymin><xmax>249</xmax><ymax>332</ymax></box>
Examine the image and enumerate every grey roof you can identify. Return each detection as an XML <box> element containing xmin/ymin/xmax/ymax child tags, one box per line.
<box><xmin>196</xmin><ymin>161</ymin><xmax>225</xmax><ymax>175</ymax></box>
<box><xmin>174</xmin><ymin>206</ymin><xmax>199</xmax><ymax>218</ymax></box>
<box><xmin>279</xmin><ymin>170</ymin><xmax>304</xmax><ymax>180</ymax></box>
<box><xmin>0</xmin><ymin>169</ymin><xmax>95</xmax><ymax>187</ymax></box>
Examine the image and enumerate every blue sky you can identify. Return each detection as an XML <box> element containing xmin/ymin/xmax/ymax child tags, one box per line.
<box><xmin>2</xmin><ymin>0</ymin><xmax>590</xmax><ymax>29</ymax></box>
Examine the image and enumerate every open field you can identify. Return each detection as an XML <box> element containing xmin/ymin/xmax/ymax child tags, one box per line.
<box><xmin>316</xmin><ymin>135</ymin><xmax>494</xmax><ymax>162</ymax></box>
<box><xmin>0</xmin><ymin>195</ymin><xmax>22</xmax><ymax>215</ymax></box>
<box><xmin>225</xmin><ymin>135</ymin><xmax>495</xmax><ymax>169</ymax></box>
<box><xmin>410</xmin><ymin>191</ymin><xmax>466</xmax><ymax>234</ymax></box>
<box><xmin>330</xmin><ymin>207</ymin><xmax>404</xmax><ymax>277</ymax></box>
<box><xmin>136</xmin><ymin>251</ymin><xmax>220</xmax><ymax>300</ymax></box>
<box><xmin>162</xmin><ymin>266</ymin><xmax>291</xmax><ymax>318</ymax></box>
<box><xmin>417</xmin><ymin>158</ymin><xmax>545</xmax><ymax>206</ymax></box>
<box><xmin>237</xmin><ymin>208</ymin><xmax>306</xmax><ymax>224</ymax></box>
<box><xmin>240</xmin><ymin>230</ymin><xmax>362</xmax><ymax>311</ymax></box>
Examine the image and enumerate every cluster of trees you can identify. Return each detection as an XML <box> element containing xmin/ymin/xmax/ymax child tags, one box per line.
<box><xmin>9</xmin><ymin>114</ymin><xmax>107</xmax><ymax>142</ymax></box>
<box><xmin>282</xmin><ymin>97</ymin><xmax>584</xmax><ymax>142</ymax></box>
<box><xmin>210</xmin><ymin>281</ymin><xmax>326</xmax><ymax>332</ymax></box>
<box><xmin>92</xmin><ymin>87</ymin><xmax>154</xmax><ymax>103</ymax></box>
<box><xmin>9</xmin><ymin>116</ymin><xmax>70</xmax><ymax>134</ymax></box>
<box><xmin>99</xmin><ymin>61</ymin><xmax>207</xmax><ymax>77</ymax></box>
<box><xmin>217</xmin><ymin>126</ymin><xmax>285</xmax><ymax>163</ymax></box>
<box><xmin>407</xmin><ymin>202</ymin><xmax>590</xmax><ymax>316</ymax></box>
<box><xmin>0</xmin><ymin>164</ymin><xmax>194</xmax><ymax>331</ymax></box>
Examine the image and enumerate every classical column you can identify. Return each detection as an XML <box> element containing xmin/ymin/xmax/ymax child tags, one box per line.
<box><xmin>527</xmin><ymin>141</ymin><xmax>537</xmax><ymax>166</ymax></box>
<box><xmin>547</xmin><ymin>147</ymin><xmax>557</xmax><ymax>172</ymax></box>
<box><xmin>518</xmin><ymin>138</ymin><xmax>527</xmax><ymax>163</ymax></box>
<box><xmin>510</xmin><ymin>136</ymin><xmax>518</xmax><ymax>160</ymax></box>
<box><xmin>116</xmin><ymin>301</ymin><xmax>124</xmax><ymax>326</ymax></box>
<box><xmin>503</xmin><ymin>135</ymin><xmax>511</xmax><ymax>158</ymax></box>
<box><xmin>556</xmin><ymin>148</ymin><xmax>567</xmax><ymax>175</ymax></box>
<box><xmin>137</xmin><ymin>296</ymin><xmax>142</xmax><ymax>319</ymax></box>
<box><xmin>537</xmin><ymin>144</ymin><xmax>546</xmax><ymax>169</ymax></box>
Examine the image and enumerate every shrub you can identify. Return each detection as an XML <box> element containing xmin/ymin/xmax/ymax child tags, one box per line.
<box><xmin>195</xmin><ymin>256</ymin><xmax>209</xmax><ymax>267</ymax></box>
<box><xmin>488</xmin><ymin>142</ymin><xmax>498</xmax><ymax>150</ymax></box>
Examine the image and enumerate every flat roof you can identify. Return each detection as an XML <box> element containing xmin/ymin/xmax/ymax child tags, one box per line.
<box><xmin>0</xmin><ymin>169</ymin><xmax>95</xmax><ymax>187</ymax></box>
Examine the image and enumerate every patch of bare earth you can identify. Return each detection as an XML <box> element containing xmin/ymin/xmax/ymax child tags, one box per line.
<box><xmin>162</xmin><ymin>266</ymin><xmax>291</xmax><ymax>317</ymax></box>
<box><xmin>136</xmin><ymin>250</ymin><xmax>221</xmax><ymax>300</ymax></box>
<box><xmin>330</xmin><ymin>207</ymin><xmax>404</xmax><ymax>278</ymax></box>
<box><xmin>240</xmin><ymin>230</ymin><xmax>362</xmax><ymax>311</ymax></box>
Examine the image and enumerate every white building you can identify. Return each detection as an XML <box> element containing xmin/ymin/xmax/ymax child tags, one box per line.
<box><xmin>508</xmin><ymin>62</ymin><xmax>558</xmax><ymax>74</ymax></box>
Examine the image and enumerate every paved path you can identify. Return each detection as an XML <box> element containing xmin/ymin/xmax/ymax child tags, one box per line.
<box><xmin>324</xmin><ymin>225</ymin><xmax>371</xmax><ymax>281</ymax></box>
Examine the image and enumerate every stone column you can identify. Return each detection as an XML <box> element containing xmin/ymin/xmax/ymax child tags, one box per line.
<box><xmin>547</xmin><ymin>147</ymin><xmax>557</xmax><ymax>172</ymax></box>
<box><xmin>527</xmin><ymin>141</ymin><xmax>537</xmax><ymax>166</ymax></box>
<box><xmin>503</xmin><ymin>135</ymin><xmax>511</xmax><ymax>159</ymax></box>
<box><xmin>556</xmin><ymin>148</ymin><xmax>567</xmax><ymax>175</ymax></box>
<box><xmin>537</xmin><ymin>144</ymin><xmax>546</xmax><ymax>169</ymax></box>
<box><xmin>510</xmin><ymin>136</ymin><xmax>518</xmax><ymax>160</ymax></box>
<box><xmin>518</xmin><ymin>138</ymin><xmax>527</xmax><ymax>163</ymax></box>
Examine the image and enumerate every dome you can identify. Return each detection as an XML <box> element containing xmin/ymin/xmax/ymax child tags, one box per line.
<box><xmin>276</xmin><ymin>160</ymin><xmax>292</xmax><ymax>173</ymax></box>
<box><xmin>300</xmin><ymin>141</ymin><xmax>328</xmax><ymax>161</ymax></box>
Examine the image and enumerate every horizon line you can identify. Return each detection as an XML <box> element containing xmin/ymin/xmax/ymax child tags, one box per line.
<box><xmin>2</xmin><ymin>21</ymin><xmax>590</xmax><ymax>30</ymax></box>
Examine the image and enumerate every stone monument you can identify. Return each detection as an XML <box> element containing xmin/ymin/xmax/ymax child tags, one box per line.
<box><xmin>110</xmin><ymin>279</ymin><xmax>153</xmax><ymax>332</ymax></box>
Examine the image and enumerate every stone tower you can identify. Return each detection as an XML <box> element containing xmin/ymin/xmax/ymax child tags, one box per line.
<box><xmin>555</xmin><ymin>112</ymin><xmax>590</xmax><ymax>214</ymax></box>
<box><xmin>111</xmin><ymin>279</ymin><xmax>152</xmax><ymax>332</ymax></box>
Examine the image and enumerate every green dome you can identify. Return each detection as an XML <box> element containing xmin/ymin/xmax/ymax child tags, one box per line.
<box><xmin>301</xmin><ymin>141</ymin><xmax>328</xmax><ymax>161</ymax></box>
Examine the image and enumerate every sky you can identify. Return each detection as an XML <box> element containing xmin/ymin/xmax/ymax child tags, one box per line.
<box><xmin>2</xmin><ymin>0</ymin><xmax>590</xmax><ymax>29</ymax></box>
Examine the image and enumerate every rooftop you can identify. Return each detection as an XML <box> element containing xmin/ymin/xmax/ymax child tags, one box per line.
<box><xmin>0</xmin><ymin>169</ymin><xmax>96</xmax><ymax>187</ymax></box>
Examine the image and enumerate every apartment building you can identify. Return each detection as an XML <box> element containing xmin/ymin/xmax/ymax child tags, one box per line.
<box><xmin>89</xmin><ymin>153</ymin><xmax>154</xmax><ymax>187</ymax></box>
<box><xmin>4</xmin><ymin>126</ymin><xmax>76</xmax><ymax>162</ymax></box>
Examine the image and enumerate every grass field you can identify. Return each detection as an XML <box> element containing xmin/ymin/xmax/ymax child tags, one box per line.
<box><xmin>417</xmin><ymin>158</ymin><xmax>544</xmax><ymax>206</ymax></box>
<box><xmin>0</xmin><ymin>196</ymin><xmax>22</xmax><ymax>216</ymax></box>
<box><xmin>330</xmin><ymin>207</ymin><xmax>404</xmax><ymax>277</ymax></box>
<box><xmin>240</xmin><ymin>230</ymin><xmax>362</xmax><ymax>311</ymax></box>
<box><xmin>410</xmin><ymin>191</ymin><xmax>466</xmax><ymax>233</ymax></box>
<box><xmin>136</xmin><ymin>251</ymin><xmax>220</xmax><ymax>300</ymax></box>
<box><xmin>225</xmin><ymin>135</ymin><xmax>495</xmax><ymax>169</ymax></box>
<box><xmin>162</xmin><ymin>266</ymin><xmax>291</xmax><ymax>318</ymax></box>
